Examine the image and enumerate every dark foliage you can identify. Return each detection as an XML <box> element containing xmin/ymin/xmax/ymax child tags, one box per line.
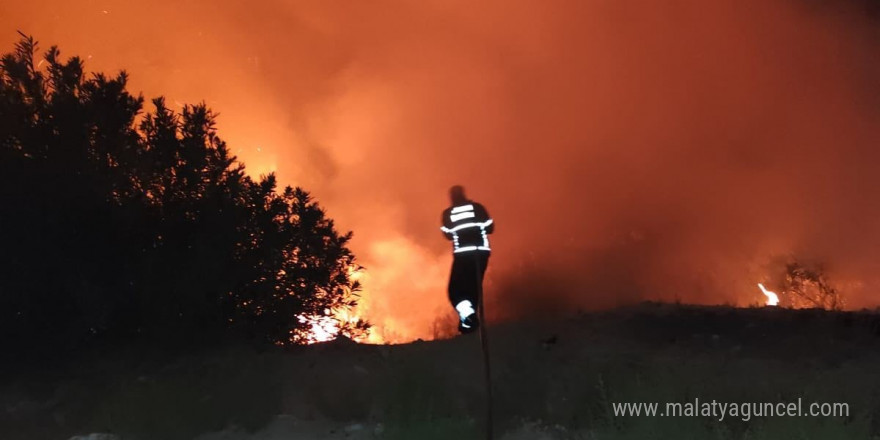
<box><xmin>0</xmin><ymin>34</ymin><xmax>367</xmax><ymax>350</ymax></box>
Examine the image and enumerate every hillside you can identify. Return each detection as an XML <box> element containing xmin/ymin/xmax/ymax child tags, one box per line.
<box><xmin>4</xmin><ymin>303</ymin><xmax>880</xmax><ymax>439</ymax></box>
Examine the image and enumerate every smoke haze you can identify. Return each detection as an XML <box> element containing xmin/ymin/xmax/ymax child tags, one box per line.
<box><xmin>5</xmin><ymin>0</ymin><xmax>880</xmax><ymax>340</ymax></box>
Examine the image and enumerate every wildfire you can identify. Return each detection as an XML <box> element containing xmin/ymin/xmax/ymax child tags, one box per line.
<box><xmin>291</xmin><ymin>265</ymin><xmax>386</xmax><ymax>345</ymax></box>
<box><xmin>758</xmin><ymin>283</ymin><xmax>779</xmax><ymax>306</ymax></box>
<box><xmin>296</xmin><ymin>312</ymin><xmax>340</xmax><ymax>343</ymax></box>
<box><xmin>292</xmin><ymin>308</ymin><xmax>377</xmax><ymax>345</ymax></box>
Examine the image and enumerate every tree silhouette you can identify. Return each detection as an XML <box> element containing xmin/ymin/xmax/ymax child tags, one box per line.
<box><xmin>0</xmin><ymin>33</ymin><xmax>367</xmax><ymax>350</ymax></box>
<box><xmin>781</xmin><ymin>261</ymin><xmax>843</xmax><ymax>311</ymax></box>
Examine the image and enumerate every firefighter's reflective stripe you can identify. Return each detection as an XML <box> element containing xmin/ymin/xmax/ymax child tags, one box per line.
<box><xmin>455</xmin><ymin>300</ymin><xmax>476</xmax><ymax>319</ymax></box>
<box><xmin>441</xmin><ymin>219</ymin><xmax>493</xmax><ymax>234</ymax></box>
<box><xmin>450</xmin><ymin>211</ymin><xmax>475</xmax><ymax>222</ymax></box>
<box><xmin>454</xmin><ymin>245</ymin><xmax>491</xmax><ymax>253</ymax></box>
<box><xmin>451</xmin><ymin>204</ymin><xmax>474</xmax><ymax>214</ymax></box>
<box><xmin>449</xmin><ymin>204</ymin><xmax>476</xmax><ymax>222</ymax></box>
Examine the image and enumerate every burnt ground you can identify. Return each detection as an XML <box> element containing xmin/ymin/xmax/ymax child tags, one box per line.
<box><xmin>4</xmin><ymin>303</ymin><xmax>880</xmax><ymax>439</ymax></box>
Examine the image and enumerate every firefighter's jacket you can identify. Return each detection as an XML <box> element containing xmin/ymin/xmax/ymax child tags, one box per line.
<box><xmin>441</xmin><ymin>201</ymin><xmax>494</xmax><ymax>253</ymax></box>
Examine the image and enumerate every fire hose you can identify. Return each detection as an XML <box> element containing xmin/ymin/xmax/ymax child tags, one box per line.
<box><xmin>475</xmin><ymin>256</ymin><xmax>494</xmax><ymax>440</ymax></box>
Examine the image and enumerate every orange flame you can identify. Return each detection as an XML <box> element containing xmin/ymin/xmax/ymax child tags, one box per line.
<box><xmin>292</xmin><ymin>264</ymin><xmax>387</xmax><ymax>345</ymax></box>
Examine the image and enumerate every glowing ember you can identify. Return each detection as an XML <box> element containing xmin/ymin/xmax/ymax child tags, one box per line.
<box><xmin>758</xmin><ymin>283</ymin><xmax>779</xmax><ymax>306</ymax></box>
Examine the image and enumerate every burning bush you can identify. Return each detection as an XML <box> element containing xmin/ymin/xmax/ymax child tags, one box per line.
<box><xmin>779</xmin><ymin>261</ymin><xmax>844</xmax><ymax>310</ymax></box>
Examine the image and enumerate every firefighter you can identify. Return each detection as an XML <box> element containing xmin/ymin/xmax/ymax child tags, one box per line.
<box><xmin>441</xmin><ymin>185</ymin><xmax>494</xmax><ymax>333</ymax></box>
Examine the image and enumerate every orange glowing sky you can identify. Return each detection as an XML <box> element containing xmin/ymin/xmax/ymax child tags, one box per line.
<box><xmin>5</xmin><ymin>0</ymin><xmax>880</xmax><ymax>341</ymax></box>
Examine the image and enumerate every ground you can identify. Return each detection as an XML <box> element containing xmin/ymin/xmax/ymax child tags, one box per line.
<box><xmin>4</xmin><ymin>303</ymin><xmax>880</xmax><ymax>439</ymax></box>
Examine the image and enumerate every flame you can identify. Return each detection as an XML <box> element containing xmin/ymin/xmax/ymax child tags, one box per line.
<box><xmin>296</xmin><ymin>312</ymin><xmax>339</xmax><ymax>343</ymax></box>
<box><xmin>348</xmin><ymin>235</ymin><xmax>452</xmax><ymax>343</ymax></box>
<box><xmin>292</xmin><ymin>307</ymin><xmax>378</xmax><ymax>345</ymax></box>
<box><xmin>291</xmin><ymin>264</ymin><xmax>387</xmax><ymax>345</ymax></box>
<box><xmin>758</xmin><ymin>283</ymin><xmax>779</xmax><ymax>306</ymax></box>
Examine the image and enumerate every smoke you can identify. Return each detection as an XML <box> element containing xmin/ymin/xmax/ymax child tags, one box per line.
<box><xmin>5</xmin><ymin>0</ymin><xmax>880</xmax><ymax>340</ymax></box>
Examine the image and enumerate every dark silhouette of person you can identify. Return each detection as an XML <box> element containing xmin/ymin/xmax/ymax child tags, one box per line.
<box><xmin>441</xmin><ymin>185</ymin><xmax>494</xmax><ymax>333</ymax></box>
